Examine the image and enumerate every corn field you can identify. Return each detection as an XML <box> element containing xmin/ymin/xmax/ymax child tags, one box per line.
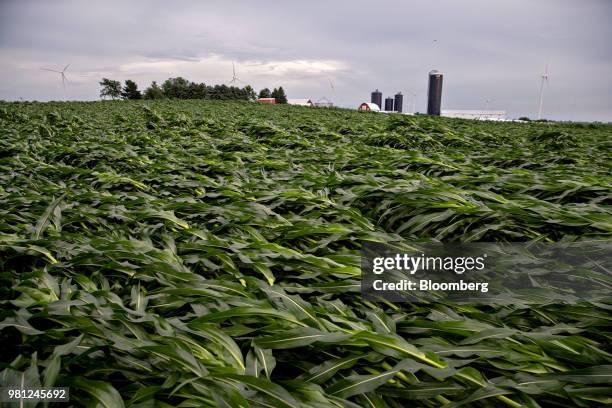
<box><xmin>0</xmin><ymin>100</ymin><xmax>611</xmax><ymax>407</ymax></box>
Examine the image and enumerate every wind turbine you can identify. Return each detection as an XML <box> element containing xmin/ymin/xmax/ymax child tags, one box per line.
<box><xmin>412</xmin><ymin>92</ymin><xmax>417</xmax><ymax>114</ymax></box>
<box><xmin>537</xmin><ymin>65</ymin><xmax>549</xmax><ymax>120</ymax></box>
<box><xmin>228</xmin><ymin>62</ymin><xmax>244</xmax><ymax>86</ymax></box>
<box><xmin>317</xmin><ymin>78</ymin><xmax>335</xmax><ymax>107</ymax></box>
<box><xmin>41</xmin><ymin>64</ymin><xmax>70</xmax><ymax>99</ymax></box>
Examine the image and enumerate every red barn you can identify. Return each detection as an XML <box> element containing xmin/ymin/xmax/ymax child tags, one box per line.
<box><xmin>257</xmin><ymin>98</ymin><xmax>276</xmax><ymax>104</ymax></box>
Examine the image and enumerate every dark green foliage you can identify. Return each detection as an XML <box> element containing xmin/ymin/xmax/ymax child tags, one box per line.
<box><xmin>143</xmin><ymin>81</ymin><xmax>165</xmax><ymax>100</ymax></box>
<box><xmin>99</xmin><ymin>78</ymin><xmax>122</xmax><ymax>100</ymax></box>
<box><xmin>121</xmin><ymin>79</ymin><xmax>142</xmax><ymax>100</ymax></box>
<box><xmin>158</xmin><ymin>77</ymin><xmax>255</xmax><ymax>101</ymax></box>
<box><xmin>188</xmin><ymin>81</ymin><xmax>207</xmax><ymax>99</ymax></box>
<box><xmin>0</xmin><ymin>100</ymin><xmax>610</xmax><ymax>407</ymax></box>
<box><xmin>106</xmin><ymin>78</ymin><xmax>275</xmax><ymax>102</ymax></box>
<box><xmin>259</xmin><ymin>88</ymin><xmax>272</xmax><ymax>98</ymax></box>
<box><xmin>243</xmin><ymin>85</ymin><xmax>257</xmax><ymax>101</ymax></box>
<box><xmin>161</xmin><ymin>77</ymin><xmax>192</xmax><ymax>99</ymax></box>
<box><xmin>272</xmin><ymin>86</ymin><xmax>288</xmax><ymax>103</ymax></box>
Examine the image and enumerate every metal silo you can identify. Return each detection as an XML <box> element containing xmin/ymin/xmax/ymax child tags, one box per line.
<box><xmin>384</xmin><ymin>97</ymin><xmax>394</xmax><ymax>111</ymax></box>
<box><xmin>371</xmin><ymin>89</ymin><xmax>382</xmax><ymax>110</ymax></box>
<box><xmin>394</xmin><ymin>92</ymin><xmax>403</xmax><ymax>113</ymax></box>
<box><xmin>427</xmin><ymin>70</ymin><xmax>443</xmax><ymax>115</ymax></box>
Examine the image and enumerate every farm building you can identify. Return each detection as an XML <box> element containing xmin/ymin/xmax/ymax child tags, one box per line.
<box><xmin>288</xmin><ymin>99</ymin><xmax>314</xmax><ymax>107</ymax></box>
<box><xmin>256</xmin><ymin>98</ymin><xmax>276</xmax><ymax>104</ymax></box>
<box><xmin>441</xmin><ymin>110</ymin><xmax>506</xmax><ymax>121</ymax></box>
<box><xmin>358</xmin><ymin>102</ymin><xmax>381</xmax><ymax>112</ymax></box>
<box><xmin>427</xmin><ymin>70</ymin><xmax>444</xmax><ymax>115</ymax></box>
<box><xmin>315</xmin><ymin>97</ymin><xmax>334</xmax><ymax>108</ymax></box>
<box><xmin>370</xmin><ymin>89</ymin><xmax>383</xmax><ymax>109</ymax></box>
<box><xmin>384</xmin><ymin>97</ymin><xmax>394</xmax><ymax>112</ymax></box>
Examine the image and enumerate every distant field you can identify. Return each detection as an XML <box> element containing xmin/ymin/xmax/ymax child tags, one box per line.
<box><xmin>1</xmin><ymin>100</ymin><xmax>611</xmax><ymax>407</ymax></box>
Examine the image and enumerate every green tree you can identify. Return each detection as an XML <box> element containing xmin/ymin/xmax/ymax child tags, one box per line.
<box><xmin>258</xmin><ymin>88</ymin><xmax>271</xmax><ymax>99</ymax></box>
<box><xmin>243</xmin><ymin>85</ymin><xmax>257</xmax><ymax>101</ymax></box>
<box><xmin>188</xmin><ymin>82</ymin><xmax>207</xmax><ymax>99</ymax></box>
<box><xmin>99</xmin><ymin>78</ymin><xmax>122</xmax><ymax>100</ymax></box>
<box><xmin>143</xmin><ymin>81</ymin><xmax>165</xmax><ymax>100</ymax></box>
<box><xmin>271</xmin><ymin>87</ymin><xmax>287</xmax><ymax>104</ymax></box>
<box><xmin>217</xmin><ymin>84</ymin><xmax>230</xmax><ymax>100</ymax></box>
<box><xmin>121</xmin><ymin>80</ymin><xmax>142</xmax><ymax>100</ymax></box>
<box><xmin>144</xmin><ymin>76</ymin><xmax>258</xmax><ymax>101</ymax></box>
<box><xmin>161</xmin><ymin>77</ymin><xmax>191</xmax><ymax>99</ymax></box>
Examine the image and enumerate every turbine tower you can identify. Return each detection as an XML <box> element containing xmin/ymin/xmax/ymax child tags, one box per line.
<box><xmin>317</xmin><ymin>78</ymin><xmax>335</xmax><ymax>107</ymax></box>
<box><xmin>537</xmin><ymin>65</ymin><xmax>549</xmax><ymax>120</ymax></box>
<box><xmin>41</xmin><ymin>64</ymin><xmax>70</xmax><ymax>99</ymax></box>
<box><xmin>228</xmin><ymin>62</ymin><xmax>243</xmax><ymax>86</ymax></box>
<box><xmin>328</xmin><ymin>77</ymin><xmax>335</xmax><ymax>104</ymax></box>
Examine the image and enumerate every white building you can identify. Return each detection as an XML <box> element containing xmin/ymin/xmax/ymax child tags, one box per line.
<box><xmin>288</xmin><ymin>99</ymin><xmax>314</xmax><ymax>107</ymax></box>
<box><xmin>441</xmin><ymin>110</ymin><xmax>507</xmax><ymax>121</ymax></box>
<box><xmin>315</xmin><ymin>97</ymin><xmax>334</xmax><ymax>108</ymax></box>
<box><xmin>358</xmin><ymin>102</ymin><xmax>381</xmax><ymax>112</ymax></box>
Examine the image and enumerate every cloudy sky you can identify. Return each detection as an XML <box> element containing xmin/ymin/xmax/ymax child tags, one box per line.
<box><xmin>1</xmin><ymin>0</ymin><xmax>610</xmax><ymax>121</ymax></box>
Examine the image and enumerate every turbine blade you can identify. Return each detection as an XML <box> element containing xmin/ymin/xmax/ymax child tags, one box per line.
<box><xmin>41</xmin><ymin>68</ymin><xmax>61</xmax><ymax>73</ymax></box>
<box><xmin>63</xmin><ymin>63</ymin><xmax>71</xmax><ymax>72</ymax></box>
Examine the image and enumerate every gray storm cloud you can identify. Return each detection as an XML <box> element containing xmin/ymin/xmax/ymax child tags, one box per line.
<box><xmin>0</xmin><ymin>0</ymin><xmax>610</xmax><ymax>121</ymax></box>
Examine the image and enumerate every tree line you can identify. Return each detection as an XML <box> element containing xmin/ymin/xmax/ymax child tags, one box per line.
<box><xmin>99</xmin><ymin>77</ymin><xmax>287</xmax><ymax>103</ymax></box>
<box><xmin>257</xmin><ymin>87</ymin><xmax>287</xmax><ymax>103</ymax></box>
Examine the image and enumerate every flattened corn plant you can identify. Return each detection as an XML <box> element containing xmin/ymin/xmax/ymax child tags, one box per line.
<box><xmin>0</xmin><ymin>100</ymin><xmax>611</xmax><ymax>407</ymax></box>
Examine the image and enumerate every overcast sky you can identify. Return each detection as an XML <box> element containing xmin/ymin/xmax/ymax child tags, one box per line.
<box><xmin>1</xmin><ymin>0</ymin><xmax>610</xmax><ymax>121</ymax></box>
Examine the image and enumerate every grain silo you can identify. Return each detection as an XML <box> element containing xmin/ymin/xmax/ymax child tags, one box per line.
<box><xmin>394</xmin><ymin>92</ymin><xmax>403</xmax><ymax>113</ymax></box>
<box><xmin>384</xmin><ymin>97</ymin><xmax>394</xmax><ymax>111</ymax></box>
<box><xmin>427</xmin><ymin>70</ymin><xmax>443</xmax><ymax>115</ymax></box>
<box><xmin>371</xmin><ymin>89</ymin><xmax>383</xmax><ymax>110</ymax></box>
